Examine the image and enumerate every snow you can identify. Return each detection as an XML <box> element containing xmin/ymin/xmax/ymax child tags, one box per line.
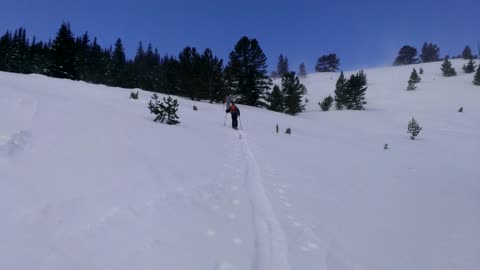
<box><xmin>1</xmin><ymin>59</ymin><xmax>479</xmax><ymax>270</ymax></box>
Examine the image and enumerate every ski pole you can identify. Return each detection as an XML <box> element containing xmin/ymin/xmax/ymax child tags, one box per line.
<box><xmin>224</xmin><ymin>112</ymin><xmax>227</xmax><ymax>126</ymax></box>
<box><xmin>239</xmin><ymin>116</ymin><xmax>243</xmax><ymax>130</ymax></box>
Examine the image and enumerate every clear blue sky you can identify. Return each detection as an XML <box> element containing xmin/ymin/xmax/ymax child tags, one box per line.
<box><xmin>1</xmin><ymin>0</ymin><xmax>479</xmax><ymax>72</ymax></box>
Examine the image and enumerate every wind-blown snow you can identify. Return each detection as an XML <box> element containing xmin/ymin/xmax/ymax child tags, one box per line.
<box><xmin>1</xmin><ymin>59</ymin><xmax>479</xmax><ymax>270</ymax></box>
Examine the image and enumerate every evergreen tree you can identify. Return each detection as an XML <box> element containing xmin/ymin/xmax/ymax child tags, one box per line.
<box><xmin>49</xmin><ymin>22</ymin><xmax>78</xmax><ymax>80</ymax></box>
<box><xmin>177</xmin><ymin>46</ymin><xmax>201</xmax><ymax>99</ymax></box>
<box><xmin>334</xmin><ymin>71</ymin><xmax>348</xmax><ymax>110</ymax></box>
<box><xmin>7</xmin><ymin>28</ymin><xmax>29</xmax><ymax>73</ymax></box>
<box><xmin>393</xmin><ymin>45</ymin><xmax>418</xmax><ymax>65</ymax></box>
<box><xmin>462</xmin><ymin>45</ymin><xmax>473</xmax><ymax>59</ymax></box>
<box><xmin>276</xmin><ymin>54</ymin><xmax>289</xmax><ymax>77</ymax></box>
<box><xmin>225</xmin><ymin>36</ymin><xmax>272</xmax><ymax>107</ymax></box>
<box><xmin>74</xmin><ymin>32</ymin><xmax>91</xmax><ymax>81</ymax></box>
<box><xmin>407</xmin><ymin>117</ymin><xmax>422</xmax><ymax>140</ymax></box>
<box><xmin>419</xmin><ymin>67</ymin><xmax>424</xmax><ymax>74</ymax></box>
<box><xmin>462</xmin><ymin>59</ymin><xmax>477</xmax><ymax>73</ymax></box>
<box><xmin>199</xmin><ymin>48</ymin><xmax>225</xmax><ymax>103</ymax></box>
<box><xmin>346</xmin><ymin>72</ymin><xmax>368</xmax><ymax>110</ymax></box>
<box><xmin>315</xmin><ymin>54</ymin><xmax>340</xmax><ymax>72</ymax></box>
<box><xmin>441</xmin><ymin>57</ymin><xmax>456</xmax><ymax>77</ymax></box>
<box><xmin>148</xmin><ymin>94</ymin><xmax>180</xmax><ymax>125</ymax></box>
<box><xmin>473</xmin><ymin>65</ymin><xmax>480</xmax><ymax>85</ymax></box>
<box><xmin>267</xmin><ymin>84</ymin><xmax>285</xmax><ymax>112</ymax></box>
<box><xmin>281</xmin><ymin>72</ymin><xmax>307</xmax><ymax>115</ymax></box>
<box><xmin>319</xmin><ymin>95</ymin><xmax>333</xmax><ymax>111</ymax></box>
<box><xmin>409</xmin><ymin>68</ymin><xmax>421</xmax><ymax>83</ymax></box>
<box><xmin>420</xmin><ymin>42</ymin><xmax>440</xmax><ymax>63</ymax></box>
<box><xmin>298</xmin><ymin>62</ymin><xmax>307</xmax><ymax>78</ymax></box>
<box><xmin>111</xmin><ymin>38</ymin><xmax>126</xmax><ymax>86</ymax></box>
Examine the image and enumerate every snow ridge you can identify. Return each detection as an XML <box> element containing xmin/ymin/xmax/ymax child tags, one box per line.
<box><xmin>238</xmin><ymin>131</ymin><xmax>291</xmax><ymax>270</ymax></box>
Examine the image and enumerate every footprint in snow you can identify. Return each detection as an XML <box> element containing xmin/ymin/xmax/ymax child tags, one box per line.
<box><xmin>232</xmin><ymin>200</ymin><xmax>240</xmax><ymax>206</ymax></box>
<box><xmin>278</xmin><ymin>188</ymin><xmax>285</xmax><ymax>194</ymax></box>
<box><xmin>283</xmin><ymin>202</ymin><xmax>292</xmax><ymax>208</ymax></box>
<box><xmin>231</xmin><ymin>185</ymin><xmax>239</xmax><ymax>191</ymax></box>
<box><xmin>227</xmin><ymin>213</ymin><xmax>237</xmax><ymax>220</ymax></box>
<box><xmin>211</xmin><ymin>205</ymin><xmax>220</xmax><ymax>210</ymax></box>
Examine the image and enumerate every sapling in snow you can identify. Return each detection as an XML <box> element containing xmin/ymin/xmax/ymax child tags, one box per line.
<box><xmin>148</xmin><ymin>94</ymin><xmax>180</xmax><ymax>125</ymax></box>
<box><xmin>407</xmin><ymin>117</ymin><xmax>422</xmax><ymax>140</ymax></box>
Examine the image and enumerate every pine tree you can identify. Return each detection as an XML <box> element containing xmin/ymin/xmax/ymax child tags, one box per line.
<box><xmin>282</xmin><ymin>72</ymin><xmax>307</xmax><ymax>115</ymax></box>
<box><xmin>148</xmin><ymin>94</ymin><xmax>180</xmax><ymax>125</ymax></box>
<box><xmin>225</xmin><ymin>36</ymin><xmax>272</xmax><ymax>107</ymax></box>
<box><xmin>267</xmin><ymin>85</ymin><xmax>285</xmax><ymax>112</ymax></box>
<box><xmin>111</xmin><ymin>38</ymin><xmax>126</xmax><ymax>87</ymax></box>
<box><xmin>410</xmin><ymin>68</ymin><xmax>421</xmax><ymax>83</ymax></box>
<box><xmin>407</xmin><ymin>117</ymin><xmax>422</xmax><ymax>140</ymax></box>
<box><xmin>49</xmin><ymin>22</ymin><xmax>78</xmax><ymax>80</ymax></box>
<box><xmin>319</xmin><ymin>95</ymin><xmax>333</xmax><ymax>111</ymax></box>
<box><xmin>177</xmin><ymin>46</ymin><xmax>201</xmax><ymax>99</ymax></box>
<box><xmin>277</xmin><ymin>54</ymin><xmax>289</xmax><ymax>77</ymax></box>
<box><xmin>462</xmin><ymin>45</ymin><xmax>473</xmax><ymax>59</ymax></box>
<box><xmin>199</xmin><ymin>48</ymin><xmax>225</xmax><ymax>103</ymax></box>
<box><xmin>420</xmin><ymin>42</ymin><xmax>440</xmax><ymax>63</ymax></box>
<box><xmin>441</xmin><ymin>58</ymin><xmax>456</xmax><ymax>77</ymax></box>
<box><xmin>298</xmin><ymin>62</ymin><xmax>307</xmax><ymax>78</ymax></box>
<box><xmin>393</xmin><ymin>45</ymin><xmax>418</xmax><ymax>65</ymax></box>
<box><xmin>334</xmin><ymin>71</ymin><xmax>348</xmax><ymax>109</ymax></box>
<box><xmin>462</xmin><ymin>59</ymin><xmax>477</xmax><ymax>73</ymax></box>
<box><xmin>315</xmin><ymin>54</ymin><xmax>340</xmax><ymax>72</ymax></box>
<box><xmin>473</xmin><ymin>65</ymin><xmax>480</xmax><ymax>85</ymax></box>
<box><xmin>346</xmin><ymin>72</ymin><xmax>368</xmax><ymax>110</ymax></box>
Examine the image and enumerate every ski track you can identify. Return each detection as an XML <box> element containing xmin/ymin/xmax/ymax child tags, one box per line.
<box><xmin>237</xmin><ymin>130</ymin><xmax>292</xmax><ymax>270</ymax></box>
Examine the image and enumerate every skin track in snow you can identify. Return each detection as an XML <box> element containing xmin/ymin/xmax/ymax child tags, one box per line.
<box><xmin>238</xmin><ymin>131</ymin><xmax>292</xmax><ymax>270</ymax></box>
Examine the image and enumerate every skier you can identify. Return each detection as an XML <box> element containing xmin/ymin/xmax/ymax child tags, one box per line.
<box><xmin>226</xmin><ymin>102</ymin><xmax>240</xmax><ymax>129</ymax></box>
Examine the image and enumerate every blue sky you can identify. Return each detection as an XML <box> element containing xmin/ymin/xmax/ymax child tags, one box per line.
<box><xmin>1</xmin><ymin>0</ymin><xmax>479</xmax><ymax>72</ymax></box>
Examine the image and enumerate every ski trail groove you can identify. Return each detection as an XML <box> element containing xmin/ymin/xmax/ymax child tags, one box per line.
<box><xmin>237</xmin><ymin>131</ymin><xmax>291</xmax><ymax>270</ymax></box>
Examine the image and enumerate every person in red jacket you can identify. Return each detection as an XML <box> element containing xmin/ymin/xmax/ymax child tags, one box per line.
<box><xmin>226</xmin><ymin>102</ymin><xmax>240</xmax><ymax>129</ymax></box>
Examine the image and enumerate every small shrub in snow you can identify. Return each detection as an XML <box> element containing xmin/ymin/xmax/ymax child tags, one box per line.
<box><xmin>441</xmin><ymin>58</ymin><xmax>456</xmax><ymax>77</ymax></box>
<box><xmin>462</xmin><ymin>59</ymin><xmax>477</xmax><ymax>73</ymax></box>
<box><xmin>319</xmin><ymin>95</ymin><xmax>333</xmax><ymax>111</ymax></box>
<box><xmin>458</xmin><ymin>107</ymin><xmax>463</xmax><ymax>112</ymax></box>
<box><xmin>148</xmin><ymin>94</ymin><xmax>180</xmax><ymax>125</ymax></box>
<box><xmin>193</xmin><ymin>105</ymin><xmax>198</xmax><ymax>111</ymax></box>
<box><xmin>285</xmin><ymin>128</ymin><xmax>291</xmax><ymax>135</ymax></box>
<box><xmin>407</xmin><ymin>80</ymin><xmax>417</xmax><ymax>91</ymax></box>
<box><xmin>419</xmin><ymin>67</ymin><xmax>424</xmax><ymax>74</ymax></box>
<box><xmin>276</xmin><ymin>124</ymin><xmax>279</xmax><ymax>133</ymax></box>
<box><xmin>130</xmin><ymin>91</ymin><xmax>139</xmax><ymax>100</ymax></box>
<box><xmin>407</xmin><ymin>117</ymin><xmax>422</xmax><ymax>140</ymax></box>
<box><xmin>384</xmin><ymin>144</ymin><xmax>389</xmax><ymax>150</ymax></box>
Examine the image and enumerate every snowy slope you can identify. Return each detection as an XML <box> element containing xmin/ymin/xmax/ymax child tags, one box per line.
<box><xmin>1</xmin><ymin>59</ymin><xmax>479</xmax><ymax>270</ymax></box>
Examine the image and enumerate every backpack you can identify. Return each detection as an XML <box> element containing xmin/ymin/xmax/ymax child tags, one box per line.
<box><xmin>230</xmin><ymin>104</ymin><xmax>237</xmax><ymax>113</ymax></box>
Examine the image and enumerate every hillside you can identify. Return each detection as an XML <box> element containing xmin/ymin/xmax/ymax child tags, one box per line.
<box><xmin>1</xmin><ymin>59</ymin><xmax>479</xmax><ymax>270</ymax></box>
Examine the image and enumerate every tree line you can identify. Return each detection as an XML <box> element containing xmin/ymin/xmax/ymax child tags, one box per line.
<box><xmin>393</xmin><ymin>43</ymin><xmax>478</xmax><ymax>66</ymax></box>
